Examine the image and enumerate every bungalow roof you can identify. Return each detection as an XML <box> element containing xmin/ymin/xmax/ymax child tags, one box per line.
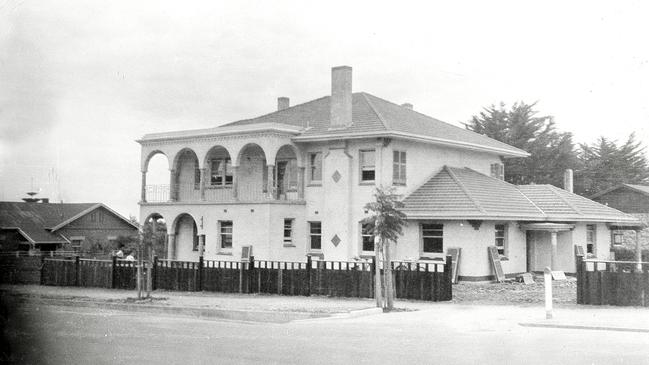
<box><xmin>402</xmin><ymin>167</ymin><xmax>639</xmax><ymax>223</ymax></box>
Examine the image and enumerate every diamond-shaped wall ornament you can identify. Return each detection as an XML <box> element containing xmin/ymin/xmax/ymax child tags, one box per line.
<box><xmin>331</xmin><ymin>234</ymin><xmax>341</xmax><ymax>247</ymax></box>
<box><xmin>332</xmin><ymin>170</ymin><xmax>342</xmax><ymax>183</ymax></box>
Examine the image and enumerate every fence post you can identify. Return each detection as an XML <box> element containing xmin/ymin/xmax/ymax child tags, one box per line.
<box><xmin>576</xmin><ymin>255</ymin><xmax>583</xmax><ymax>304</ymax></box>
<box><xmin>198</xmin><ymin>256</ymin><xmax>204</xmax><ymax>291</ymax></box>
<box><xmin>445</xmin><ymin>255</ymin><xmax>453</xmax><ymax>300</ymax></box>
<box><xmin>152</xmin><ymin>255</ymin><xmax>158</xmax><ymax>291</ymax></box>
<box><xmin>111</xmin><ymin>255</ymin><xmax>117</xmax><ymax>289</ymax></box>
<box><xmin>40</xmin><ymin>255</ymin><xmax>46</xmax><ymax>285</ymax></box>
<box><xmin>248</xmin><ymin>255</ymin><xmax>255</xmax><ymax>294</ymax></box>
<box><xmin>306</xmin><ymin>255</ymin><xmax>312</xmax><ymax>297</ymax></box>
<box><xmin>74</xmin><ymin>256</ymin><xmax>80</xmax><ymax>287</ymax></box>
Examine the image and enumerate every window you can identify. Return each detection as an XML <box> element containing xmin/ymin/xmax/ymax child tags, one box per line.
<box><xmin>495</xmin><ymin>224</ymin><xmax>507</xmax><ymax>257</ymax></box>
<box><xmin>421</xmin><ymin>223</ymin><xmax>444</xmax><ymax>254</ymax></box>
<box><xmin>586</xmin><ymin>224</ymin><xmax>596</xmax><ymax>255</ymax></box>
<box><xmin>219</xmin><ymin>221</ymin><xmax>233</xmax><ymax>249</ymax></box>
<box><xmin>393</xmin><ymin>151</ymin><xmax>407</xmax><ymax>185</ymax></box>
<box><xmin>70</xmin><ymin>237</ymin><xmax>84</xmax><ymax>253</ymax></box>
<box><xmin>90</xmin><ymin>212</ymin><xmax>97</xmax><ymax>222</ymax></box>
<box><xmin>490</xmin><ymin>163</ymin><xmax>504</xmax><ymax>180</ymax></box>
<box><xmin>309</xmin><ymin>152</ymin><xmax>323</xmax><ymax>183</ymax></box>
<box><xmin>98</xmin><ymin>212</ymin><xmax>104</xmax><ymax>223</ymax></box>
<box><xmin>612</xmin><ymin>231</ymin><xmax>624</xmax><ymax>245</ymax></box>
<box><xmin>360</xmin><ymin>150</ymin><xmax>375</xmax><ymax>182</ymax></box>
<box><xmin>309</xmin><ymin>222</ymin><xmax>322</xmax><ymax>250</ymax></box>
<box><xmin>210</xmin><ymin>159</ymin><xmax>232</xmax><ymax>186</ymax></box>
<box><xmin>361</xmin><ymin>223</ymin><xmax>374</xmax><ymax>252</ymax></box>
<box><xmin>283</xmin><ymin>219</ymin><xmax>294</xmax><ymax>245</ymax></box>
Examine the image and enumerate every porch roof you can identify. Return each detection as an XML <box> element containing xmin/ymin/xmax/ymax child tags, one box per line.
<box><xmin>401</xmin><ymin>166</ymin><xmax>640</xmax><ymax>224</ymax></box>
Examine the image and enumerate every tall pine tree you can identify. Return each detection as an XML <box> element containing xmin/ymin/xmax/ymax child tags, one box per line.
<box><xmin>466</xmin><ymin>102</ymin><xmax>578</xmax><ymax>187</ymax></box>
<box><xmin>575</xmin><ymin>133</ymin><xmax>649</xmax><ymax>196</ymax></box>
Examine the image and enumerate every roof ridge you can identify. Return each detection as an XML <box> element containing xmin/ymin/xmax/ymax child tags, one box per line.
<box><xmin>360</xmin><ymin>92</ymin><xmax>527</xmax><ymax>154</ymax></box>
<box><xmin>461</xmin><ymin>167</ymin><xmax>548</xmax><ymax>216</ymax></box>
<box><xmin>360</xmin><ymin>92</ymin><xmax>389</xmax><ymax>131</ymax></box>
<box><xmin>545</xmin><ymin>185</ymin><xmax>583</xmax><ymax>215</ymax></box>
<box><xmin>445</xmin><ymin>166</ymin><xmax>487</xmax><ymax>214</ymax></box>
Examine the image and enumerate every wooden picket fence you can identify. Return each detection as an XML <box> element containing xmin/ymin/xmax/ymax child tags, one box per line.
<box><xmin>29</xmin><ymin>255</ymin><xmax>453</xmax><ymax>302</ymax></box>
<box><xmin>576</xmin><ymin>256</ymin><xmax>649</xmax><ymax>306</ymax></box>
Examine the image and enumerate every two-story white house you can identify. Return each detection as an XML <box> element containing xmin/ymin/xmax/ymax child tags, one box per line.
<box><xmin>138</xmin><ymin>66</ymin><xmax>639</xmax><ymax>281</ymax></box>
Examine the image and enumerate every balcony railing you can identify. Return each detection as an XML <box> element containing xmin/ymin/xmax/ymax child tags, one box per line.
<box><xmin>144</xmin><ymin>183</ymin><xmax>301</xmax><ymax>203</ymax></box>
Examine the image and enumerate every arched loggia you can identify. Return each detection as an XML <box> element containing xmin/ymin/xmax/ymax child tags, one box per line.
<box><xmin>171</xmin><ymin>213</ymin><xmax>200</xmax><ymax>260</ymax></box>
<box><xmin>141</xmin><ymin>152</ymin><xmax>170</xmax><ymax>203</ymax></box>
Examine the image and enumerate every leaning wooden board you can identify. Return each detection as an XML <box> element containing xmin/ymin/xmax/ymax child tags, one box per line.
<box><xmin>446</xmin><ymin>248</ymin><xmax>461</xmax><ymax>284</ymax></box>
<box><xmin>488</xmin><ymin>246</ymin><xmax>505</xmax><ymax>282</ymax></box>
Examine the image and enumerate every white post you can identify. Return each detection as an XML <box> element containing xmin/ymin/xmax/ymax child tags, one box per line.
<box><xmin>550</xmin><ymin>230</ymin><xmax>558</xmax><ymax>270</ymax></box>
<box><xmin>544</xmin><ymin>266</ymin><xmax>553</xmax><ymax>319</ymax></box>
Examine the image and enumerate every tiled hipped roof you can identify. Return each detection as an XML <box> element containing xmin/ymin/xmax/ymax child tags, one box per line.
<box><xmin>402</xmin><ymin>167</ymin><xmax>638</xmax><ymax>223</ymax></box>
<box><xmin>219</xmin><ymin>93</ymin><xmax>528</xmax><ymax>157</ymax></box>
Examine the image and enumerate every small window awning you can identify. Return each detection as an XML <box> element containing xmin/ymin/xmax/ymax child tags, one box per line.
<box><xmin>519</xmin><ymin>223</ymin><xmax>575</xmax><ymax>232</ymax></box>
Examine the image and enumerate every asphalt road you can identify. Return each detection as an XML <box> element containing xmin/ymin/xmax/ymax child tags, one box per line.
<box><xmin>3</xmin><ymin>304</ymin><xmax>649</xmax><ymax>365</ymax></box>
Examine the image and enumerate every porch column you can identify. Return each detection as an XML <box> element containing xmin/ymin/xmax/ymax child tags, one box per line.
<box><xmin>169</xmin><ymin>169</ymin><xmax>177</xmax><ymax>202</ymax></box>
<box><xmin>636</xmin><ymin>229</ymin><xmax>642</xmax><ymax>272</ymax></box>
<box><xmin>198</xmin><ymin>234</ymin><xmax>205</xmax><ymax>257</ymax></box>
<box><xmin>167</xmin><ymin>234</ymin><xmax>176</xmax><ymax>260</ymax></box>
<box><xmin>298</xmin><ymin>166</ymin><xmax>305</xmax><ymax>200</ymax></box>
<box><xmin>199</xmin><ymin>168</ymin><xmax>206</xmax><ymax>201</ymax></box>
<box><xmin>267</xmin><ymin>164</ymin><xmax>275</xmax><ymax>199</ymax></box>
<box><xmin>232</xmin><ymin>166</ymin><xmax>239</xmax><ymax>200</ymax></box>
<box><xmin>550</xmin><ymin>230</ymin><xmax>558</xmax><ymax>270</ymax></box>
<box><xmin>140</xmin><ymin>171</ymin><xmax>147</xmax><ymax>203</ymax></box>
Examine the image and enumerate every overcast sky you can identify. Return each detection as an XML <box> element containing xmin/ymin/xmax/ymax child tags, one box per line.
<box><xmin>1</xmin><ymin>0</ymin><xmax>648</xmax><ymax>218</ymax></box>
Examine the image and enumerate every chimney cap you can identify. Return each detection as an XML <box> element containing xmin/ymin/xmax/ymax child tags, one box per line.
<box><xmin>332</xmin><ymin>65</ymin><xmax>352</xmax><ymax>71</ymax></box>
<box><xmin>401</xmin><ymin>103</ymin><xmax>413</xmax><ymax>110</ymax></box>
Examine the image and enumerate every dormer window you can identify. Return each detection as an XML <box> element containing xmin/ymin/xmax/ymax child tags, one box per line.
<box><xmin>490</xmin><ymin>163</ymin><xmax>504</xmax><ymax>180</ymax></box>
<box><xmin>359</xmin><ymin>150</ymin><xmax>375</xmax><ymax>183</ymax></box>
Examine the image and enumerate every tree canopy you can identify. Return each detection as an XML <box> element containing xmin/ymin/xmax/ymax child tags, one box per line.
<box><xmin>575</xmin><ymin>133</ymin><xmax>649</xmax><ymax>196</ymax></box>
<box><xmin>465</xmin><ymin>102</ymin><xmax>578</xmax><ymax>186</ymax></box>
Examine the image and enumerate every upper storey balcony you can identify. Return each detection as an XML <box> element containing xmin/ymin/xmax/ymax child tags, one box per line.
<box><xmin>138</xmin><ymin>123</ymin><xmax>306</xmax><ymax>205</ymax></box>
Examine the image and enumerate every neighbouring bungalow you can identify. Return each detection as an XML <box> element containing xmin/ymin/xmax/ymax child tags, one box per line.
<box><xmin>137</xmin><ymin>66</ymin><xmax>640</xmax><ymax>281</ymax></box>
<box><xmin>590</xmin><ymin>183</ymin><xmax>649</xmax><ymax>250</ymax></box>
<box><xmin>0</xmin><ymin>200</ymin><xmax>139</xmax><ymax>253</ymax></box>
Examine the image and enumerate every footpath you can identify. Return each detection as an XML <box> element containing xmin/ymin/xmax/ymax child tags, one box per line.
<box><xmin>2</xmin><ymin>284</ymin><xmax>649</xmax><ymax>332</ymax></box>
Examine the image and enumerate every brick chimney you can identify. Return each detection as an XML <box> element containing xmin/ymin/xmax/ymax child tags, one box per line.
<box><xmin>401</xmin><ymin>103</ymin><xmax>413</xmax><ymax>110</ymax></box>
<box><xmin>564</xmin><ymin>169</ymin><xmax>573</xmax><ymax>193</ymax></box>
<box><xmin>277</xmin><ymin>97</ymin><xmax>290</xmax><ymax>111</ymax></box>
<box><xmin>330</xmin><ymin>66</ymin><xmax>352</xmax><ymax>128</ymax></box>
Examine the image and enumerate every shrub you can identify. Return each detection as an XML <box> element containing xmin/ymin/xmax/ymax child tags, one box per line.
<box><xmin>610</xmin><ymin>246</ymin><xmax>649</xmax><ymax>262</ymax></box>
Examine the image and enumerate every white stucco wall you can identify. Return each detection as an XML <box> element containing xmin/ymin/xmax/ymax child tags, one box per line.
<box><xmin>394</xmin><ymin>220</ymin><xmax>528</xmax><ymax>279</ymax></box>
